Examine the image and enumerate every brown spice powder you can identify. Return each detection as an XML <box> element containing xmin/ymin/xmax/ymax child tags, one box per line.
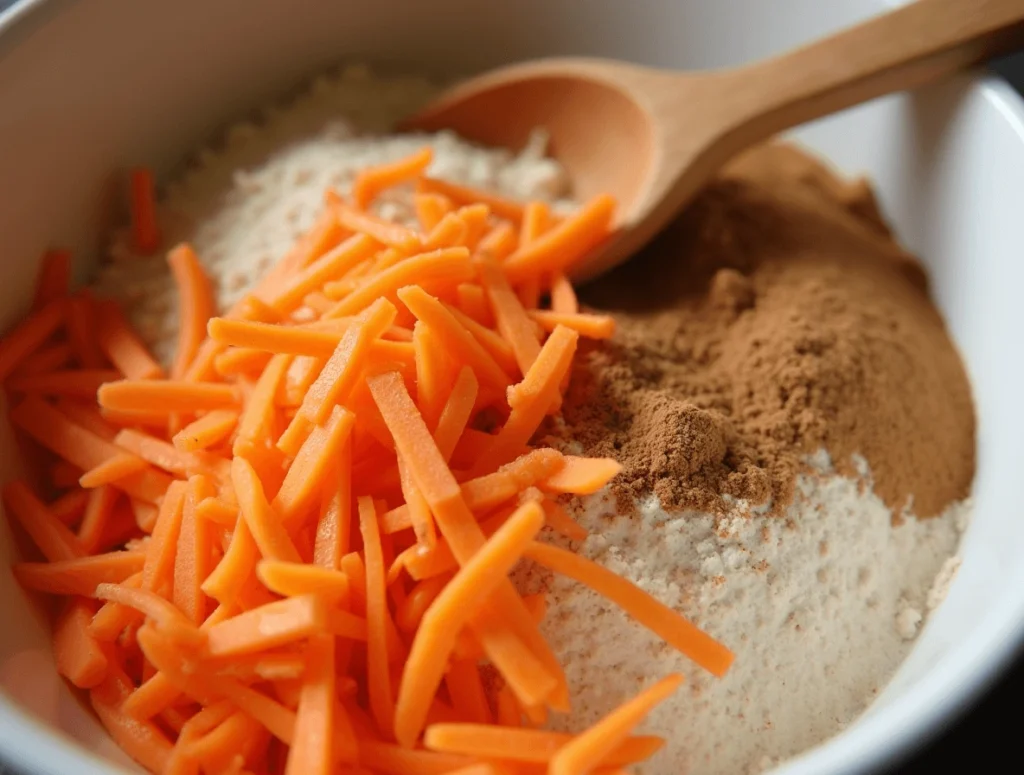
<box><xmin>549</xmin><ymin>143</ymin><xmax>975</xmax><ymax>518</ymax></box>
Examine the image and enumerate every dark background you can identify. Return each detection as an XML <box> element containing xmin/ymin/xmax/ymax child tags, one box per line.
<box><xmin>0</xmin><ymin>1</ymin><xmax>1021</xmax><ymax>773</ymax></box>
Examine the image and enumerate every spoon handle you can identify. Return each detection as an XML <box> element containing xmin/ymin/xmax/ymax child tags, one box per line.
<box><xmin>722</xmin><ymin>0</ymin><xmax>1024</xmax><ymax>139</ymax></box>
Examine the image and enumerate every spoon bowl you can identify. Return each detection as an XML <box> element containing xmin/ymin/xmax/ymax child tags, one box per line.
<box><xmin>404</xmin><ymin>0</ymin><xmax>1024</xmax><ymax>280</ymax></box>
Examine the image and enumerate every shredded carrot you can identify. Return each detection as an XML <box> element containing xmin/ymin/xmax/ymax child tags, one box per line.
<box><xmin>433</xmin><ymin>366</ymin><xmax>479</xmax><ymax>463</ymax></box>
<box><xmin>77</xmin><ymin>485</ymin><xmax>121</xmax><ymax>553</ymax></box>
<box><xmin>130</xmin><ymin>168</ymin><xmax>161</xmax><ymax>254</ymax></box>
<box><xmin>394</xmin><ymin>500</ymin><xmax>545</xmax><ymax>746</ymax></box>
<box><xmin>256</xmin><ymin>560</ymin><xmax>349</xmax><ymax>601</ymax></box>
<box><xmin>312</xmin><ymin>435</ymin><xmax>352</xmax><ymax>571</ymax></box>
<box><xmin>215</xmin><ymin>347</ymin><xmax>273</xmax><ymax>378</ymax></box>
<box><xmin>358</xmin><ymin>496</ymin><xmax>396</xmax><ymax>739</ymax></box>
<box><xmin>99</xmin><ymin>380</ymin><xmax>239</xmax><ymax>414</ymax></box>
<box><xmin>524</xmin><ymin>542</ymin><xmax>734</xmax><ymax>676</ymax></box>
<box><xmin>455</xmin><ymin>283</ymin><xmax>493</xmax><ymax>327</ymax></box>
<box><xmin>233</xmin><ymin>456</ymin><xmax>302</xmax><ymax>563</ymax></box>
<box><xmin>10</xmin><ymin>341</ymin><xmax>73</xmax><ymax>377</ymax></box>
<box><xmin>539</xmin><ymin>456</ymin><xmax>622</xmax><ymax>496</ymax></box>
<box><xmin>173</xmin><ymin>409</ymin><xmax>239</xmax><ymax>452</ymax></box>
<box><xmin>412</xmin><ymin>322</ymin><xmax>456</xmax><ymax>431</ymax></box>
<box><xmin>473</xmin><ymin>326</ymin><xmax>578</xmax><ymax>473</ymax></box>
<box><xmin>398</xmin><ymin>286</ymin><xmax>512</xmax><ymax>392</ymax></box>
<box><xmin>95</xmin><ymin>301</ymin><xmax>164</xmax><ymax>379</ymax></box>
<box><xmin>79</xmin><ymin>452</ymin><xmax>150</xmax><ymax>489</ymax></box>
<box><xmin>284</xmin><ymin>632</ymin><xmax>336</xmax><ymax>775</ymax></box>
<box><xmin>94</xmin><ymin>583</ymin><xmax>205</xmax><ymax>646</ymax></box>
<box><xmin>174</xmin><ymin>475</ymin><xmax>217</xmax><ymax>624</ymax></box>
<box><xmin>324</xmin><ymin>247</ymin><xmax>472</xmax><ymax>318</ymax></box>
<box><xmin>548</xmin><ymin>675</ymin><xmax>682</xmax><ymax>775</ymax></box>
<box><xmin>32</xmin><ymin>248</ymin><xmax>72</xmax><ymax>311</ymax></box>
<box><xmin>478</xmin><ymin>255</ymin><xmax>541</xmax><ymax>375</ymax></box>
<box><xmin>0</xmin><ymin>298</ymin><xmax>64</xmax><ymax>382</ymax></box>
<box><xmin>206</xmin><ymin>595</ymin><xmax>327</xmax><ymax>658</ymax></box>
<box><xmin>0</xmin><ymin>155</ymin><xmax>736</xmax><ymax>775</ymax></box>
<box><xmin>3</xmin><ymin>480</ymin><xmax>85</xmax><ymax>561</ymax></box>
<box><xmin>269</xmin><ymin>234</ymin><xmax>379</xmax><ymax>315</ymax></box>
<box><xmin>328</xmin><ymin>193</ymin><xmax>421</xmax><ymax>251</ymax></box>
<box><xmin>353</xmin><ymin>147</ymin><xmax>433</xmax><ymax>210</ymax></box>
<box><xmin>414</xmin><ymin>193</ymin><xmax>454</xmax><ymax>232</ymax></box>
<box><xmin>49</xmin><ymin>488</ymin><xmax>91</xmax><ymax>526</ymax></box>
<box><xmin>424</xmin><ymin>724</ymin><xmax>663</xmax><ymax>766</ymax></box>
<box><xmin>529</xmin><ymin>310</ymin><xmax>615</xmax><ymax>339</ymax></box>
<box><xmin>417</xmin><ymin>177</ymin><xmax>525</xmax><ymax>223</ymax></box>
<box><xmin>549</xmin><ymin>273</ymin><xmax>579</xmax><ymax>315</ymax></box>
<box><xmin>502</xmin><ymin>194</ymin><xmax>617</xmax><ymax>284</ymax></box>
<box><xmin>13</xmin><ymin>551</ymin><xmax>143</xmax><ymax>596</ymax></box>
<box><xmin>277</xmin><ymin>298</ymin><xmax>396</xmax><ymax>455</ymax></box>
<box><xmin>477</xmin><ymin>221</ymin><xmax>519</xmax><ymax>261</ymax></box>
<box><xmin>168</xmin><ymin>243</ymin><xmax>215</xmax><ymax>379</ymax></box>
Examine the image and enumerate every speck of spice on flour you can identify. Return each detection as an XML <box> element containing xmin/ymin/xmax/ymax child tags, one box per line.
<box><xmin>92</xmin><ymin>64</ymin><xmax>970</xmax><ymax>775</ymax></box>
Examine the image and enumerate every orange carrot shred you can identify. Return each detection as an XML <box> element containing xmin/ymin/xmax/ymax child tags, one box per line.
<box><xmin>478</xmin><ymin>254</ymin><xmax>542</xmax><ymax>375</ymax></box>
<box><xmin>284</xmin><ymin>632</ymin><xmax>336</xmax><ymax>775</ymax></box>
<box><xmin>173</xmin><ymin>409</ymin><xmax>239</xmax><ymax>453</ymax></box>
<box><xmin>358</xmin><ymin>496</ymin><xmax>396</xmax><ymax>739</ymax></box>
<box><xmin>77</xmin><ymin>485</ymin><xmax>121</xmax><ymax>553</ymax></box>
<box><xmin>524</xmin><ymin>542</ymin><xmax>734</xmax><ymax>676</ymax></box>
<box><xmin>417</xmin><ymin>177</ymin><xmax>525</xmax><ymax>223</ymax></box>
<box><xmin>324</xmin><ymin>246</ymin><xmax>473</xmax><ymax>319</ymax></box>
<box><xmin>130</xmin><ymin>168</ymin><xmax>161</xmax><ymax>254</ymax></box>
<box><xmin>174</xmin><ymin>475</ymin><xmax>217</xmax><ymax>625</ymax></box>
<box><xmin>32</xmin><ymin>248</ymin><xmax>72</xmax><ymax>311</ymax></box>
<box><xmin>412</xmin><ymin>321</ymin><xmax>457</xmax><ymax>431</ymax></box>
<box><xmin>14</xmin><ymin>551</ymin><xmax>144</xmax><ymax>596</ymax></box>
<box><xmin>548</xmin><ymin>675</ymin><xmax>682</xmax><ymax>775</ymax></box>
<box><xmin>272</xmin><ymin>405</ymin><xmax>355</xmax><ymax>527</ymax></box>
<box><xmin>0</xmin><ymin>298</ymin><xmax>64</xmax><ymax>382</ymax></box>
<box><xmin>79</xmin><ymin>452</ymin><xmax>150</xmax><ymax>489</ymax></box>
<box><xmin>99</xmin><ymin>380</ymin><xmax>239</xmax><ymax>414</ymax></box>
<box><xmin>328</xmin><ymin>193</ymin><xmax>421</xmax><ymax>251</ymax></box>
<box><xmin>529</xmin><ymin>310</ymin><xmax>615</xmax><ymax>339</ymax></box>
<box><xmin>394</xmin><ymin>500</ymin><xmax>545</xmax><ymax>746</ymax></box>
<box><xmin>312</xmin><ymin>435</ymin><xmax>352</xmax><ymax>571</ymax></box>
<box><xmin>3</xmin><ymin>480</ymin><xmax>85</xmax><ymax>561</ymax></box>
<box><xmin>353</xmin><ymin>147</ymin><xmax>433</xmax><ymax>210</ymax></box>
<box><xmin>95</xmin><ymin>301</ymin><xmax>164</xmax><ymax>379</ymax></box>
<box><xmin>10</xmin><ymin>341</ymin><xmax>73</xmax><ymax>378</ymax></box>
<box><xmin>277</xmin><ymin>298</ymin><xmax>396</xmax><ymax>456</ymax></box>
<box><xmin>168</xmin><ymin>243</ymin><xmax>215</xmax><ymax>379</ymax></box>
<box><xmin>414</xmin><ymin>192</ymin><xmax>455</xmax><ymax>232</ymax></box>
<box><xmin>503</xmin><ymin>194</ymin><xmax>617</xmax><ymax>284</ymax></box>
<box><xmin>205</xmin><ymin>595</ymin><xmax>327</xmax><ymax>658</ymax></box>
<box><xmin>549</xmin><ymin>273</ymin><xmax>579</xmax><ymax>315</ymax></box>
<box><xmin>397</xmin><ymin>286</ymin><xmax>512</xmax><ymax>392</ymax></box>
<box><xmin>433</xmin><ymin>366</ymin><xmax>479</xmax><ymax>463</ymax></box>
<box><xmin>233</xmin><ymin>456</ymin><xmax>302</xmax><ymax>563</ymax></box>
<box><xmin>66</xmin><ymin>291</ymin><xmax>107</xmax><ymax>368</ymax></box>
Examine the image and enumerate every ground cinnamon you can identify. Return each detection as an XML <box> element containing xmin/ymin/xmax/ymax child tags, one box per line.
<box><xmin>549</xmin><ymin>143</ymin><xmax>975</xmax><ymax>518</ymax></box>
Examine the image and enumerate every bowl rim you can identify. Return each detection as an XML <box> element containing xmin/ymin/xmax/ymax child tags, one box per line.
<box><xmin>1</xmin><ymin>1</ymin><xmax>1024</xmax><ymax>774</ymax></box>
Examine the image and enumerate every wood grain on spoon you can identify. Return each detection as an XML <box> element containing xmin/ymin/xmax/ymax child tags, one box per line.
<box><xmin>404</xmin><ymin>0</ymin><xmax>1024</xmax><ymax>281</ymax></box>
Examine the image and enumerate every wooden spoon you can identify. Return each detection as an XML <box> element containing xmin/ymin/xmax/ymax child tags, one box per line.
<box><xmin>404</xmin><ymin>0</ymin><xmax>1024</xmax><ymax>280</ymax></box>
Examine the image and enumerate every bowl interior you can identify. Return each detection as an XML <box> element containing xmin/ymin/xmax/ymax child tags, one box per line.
<box><xmin>2</xmin><ymin>1</ymin><xmax>1024</xmax><ymax>774</ymax></box>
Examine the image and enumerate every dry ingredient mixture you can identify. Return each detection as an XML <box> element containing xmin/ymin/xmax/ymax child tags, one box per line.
<box><xmin>94</xmin><ymin>65</ymin><xmax>974</xmax><ymax>774</ymax></box>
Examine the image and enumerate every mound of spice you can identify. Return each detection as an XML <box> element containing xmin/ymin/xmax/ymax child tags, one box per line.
<box><xmin>552</xmin><ymin>142</ymin><xmax>975</xmax><ymax>519</ymax></box>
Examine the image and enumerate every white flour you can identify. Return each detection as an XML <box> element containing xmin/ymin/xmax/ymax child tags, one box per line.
<box><xmin>92</xmin><ymin>65</ymin><xmax>968</xmax><ymax>774</ymax></box>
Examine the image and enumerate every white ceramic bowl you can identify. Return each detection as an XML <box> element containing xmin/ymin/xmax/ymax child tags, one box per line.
<box><xmin>2</xmin><ymin>1</ymin><xmax>1023</xmax><ymax>773</ymax></box>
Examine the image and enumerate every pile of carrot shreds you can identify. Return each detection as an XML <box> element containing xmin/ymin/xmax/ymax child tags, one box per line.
<box><xmin>0</xmin><ymin>149</ymin><xmax>733</xmax><ymax>775</ymax></box>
